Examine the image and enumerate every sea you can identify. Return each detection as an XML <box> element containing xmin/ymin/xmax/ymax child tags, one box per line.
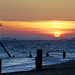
<box><xmin>0</xmin><ymin>40</ymin><xmax>75</xmax><ymax>73</ymax></box>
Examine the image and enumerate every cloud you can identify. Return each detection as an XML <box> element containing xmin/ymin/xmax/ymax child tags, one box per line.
<box><xmin>17</xmin><ymin>27</ymin><xmax>75</xmax><ymax>34</ymax></box>
<box><xmin>49</xmin><ymin>28</ymin><xmax>75</xmax><ymax>32</ymax></box>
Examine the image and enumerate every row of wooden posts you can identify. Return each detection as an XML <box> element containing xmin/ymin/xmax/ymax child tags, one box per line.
<box><xmin>0</xmin><ymin>49</ymin><xmax>66</xmax><ymax>74</ymax></box>
<box><xmin>29</xmin><ymin>50</ymin><xmax>66</xmax><ymax>58</ymax></box>
<box><xmin>36</xmin><ymin>49</ymin><xmax>66</xmax><ymax>71</ymax></box>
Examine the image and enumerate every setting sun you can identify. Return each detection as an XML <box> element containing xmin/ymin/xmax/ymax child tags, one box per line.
<box><xmin>54</xmin><ymin>32</ymin><xmax>61</xmax><ymax>37</ymax></box>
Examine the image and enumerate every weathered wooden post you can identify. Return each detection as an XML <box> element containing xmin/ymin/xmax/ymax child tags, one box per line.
<box><xmin>0</xmin><ymin>59</ymin><xmax>2</xmax><ymax>74</ymax></box>
<box><xmin>46</xmin><ymin>52</ymin><xmax>49</xmax><ymax>57</ymax></box>
<box><xmin>36</xmin><ymin>49</ymin><xmax>42</xmax><ymax>71</ymax></box>
<box><xmin>63</xmin><ymin>51</ymin><xmax>66</xmax><ymax>59</ymax></box>
<box><xmin>29</xmin><ymin>54</ymin><xmax>32</xmax><ymax>58</ymax></box>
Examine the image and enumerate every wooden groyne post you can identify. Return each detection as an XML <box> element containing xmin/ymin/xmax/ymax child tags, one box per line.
<box><xmin>46</xmin><ymin>52</ymin><xmax>49</xmax><ymax>57</ymax></box>
<box><xmin>29</xmin><ymin>53</ymin><xmax>32</xmax><ymax>58</ymax></box>
<box><xmin>36</xmin><ymin>49</ymin><xmax>42</xmax><ymax>71</ymax></box>
<box><xmin>63</xmin><ymin>51</ymin><xmax>66</xmax><ymax>59</ymax></box>
<box><xmin>0</xmin><ymin>60</ymin><xmax>1</xmax><ymax>74</ymax></box>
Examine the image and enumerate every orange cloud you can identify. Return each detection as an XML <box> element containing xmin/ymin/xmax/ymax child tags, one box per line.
<box><xmin>0</xmin><ymin>20</ymin><xmax>75</xmax><ymax>39</ymax></box>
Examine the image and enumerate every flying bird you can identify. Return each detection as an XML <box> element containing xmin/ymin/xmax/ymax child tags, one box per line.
<box><xmin>0</xmin><ymin>23</ymin><xmax>2</xmax><ymax>26</ymax></box>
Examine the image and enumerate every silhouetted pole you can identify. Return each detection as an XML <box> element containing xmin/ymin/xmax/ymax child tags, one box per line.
<box><xmin>0</xmin><ymin>42</ymin><xmax>11</xmax><ymax>57</ymax></box>
<box><xmin>0</xmin><ymin>60</ymin><xmax>1</xmax><ymax>74</ymax></box>
<box><xmin>63</xmin><ymin>51</ymin><xmax>66</xmax><ymax>59</ymax></box>
<box><xmin>36</xmin><ymin>49</ymin><xmax>42</xmax><ymax>71</ymax></box>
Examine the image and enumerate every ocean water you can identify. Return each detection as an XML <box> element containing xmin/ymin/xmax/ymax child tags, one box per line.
<box><xmin>0</xmin><ymin>40</ymin><xmax>75</xmax><ymax>73</ymax></box>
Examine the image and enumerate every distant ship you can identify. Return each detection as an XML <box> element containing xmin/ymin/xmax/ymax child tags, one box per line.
<box><xmin>69</xmin><ymin>37</ymin><xmax>75</xmax><ymax>41</ymax></box>
<box><xmin>1</xmin><ymin>37</ymin><xmax>17</xmax><ymax>41</ymax></box>
<box><xmin>11</xmin><ymin>38</ymin><xmax>17</xmax><ymax>40</ymax></box>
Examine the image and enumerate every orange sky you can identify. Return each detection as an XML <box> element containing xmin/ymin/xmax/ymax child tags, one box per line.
<box><xmin>0</xmin><ymin>0</ymin><xmax>75</xmax><ymax>21</ymax></box>
<box><xmin>0</xmin><ymin>20</ymin><xmax>75</xmax><ymax>40</ymax></box>
<box><xmin>0</xmin><ymin>0</ymin><xmax>75</xmax><ymax>40</ymax></box>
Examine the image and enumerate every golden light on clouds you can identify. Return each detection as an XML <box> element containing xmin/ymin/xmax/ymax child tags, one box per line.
<box><xmin>0</xmin><ymin>0</ymin><xmax>75</xmax><ymax>39</ymax></box>
<box><xmin>0</xmin><ymin>20</ymin><xmax>75</xmax><ymax>39</ymax></box>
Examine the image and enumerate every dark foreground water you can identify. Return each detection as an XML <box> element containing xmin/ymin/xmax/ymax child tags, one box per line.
<box><xmin>0</xmin><ymin>40</ymin><xmax>75</xmax><ymax>73</ymax></box>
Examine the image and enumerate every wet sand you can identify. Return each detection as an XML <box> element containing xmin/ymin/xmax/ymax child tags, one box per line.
<box><xmin>1</xmin><ymin>60</ymin><xmax>75</xmax><ymax>75</ymax></box>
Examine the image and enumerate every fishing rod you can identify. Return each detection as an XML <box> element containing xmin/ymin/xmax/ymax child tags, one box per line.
<box><xmin>0</xmin><ymin>41</ymin><xmax>11</xmax><ymax>57</ymax></box>
<box><xmin>0</xmin><ymin>23</ymin><xmax>11</xmax><ymax>57</ymax></box>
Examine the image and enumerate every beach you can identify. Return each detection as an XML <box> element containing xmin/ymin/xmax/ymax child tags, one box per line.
<box><xmin>0</xmin><ymin>40</ymin><xmax>75</xmax><ymax>74</ymax></box>
<box><xmin>1</xmin><ymin>60</ymin><xmax>75</xmax><ymax>75</ymax></box>
<box><xmin>0</xmin><ymin>0</ymin><xmax>75</xmax><ymax>74</ymax></box>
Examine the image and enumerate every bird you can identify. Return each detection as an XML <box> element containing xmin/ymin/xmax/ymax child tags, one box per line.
<box><xmin>0</xmin><ymin>23</ymin><xmax>2</xmax><ymax>26</ymax></box>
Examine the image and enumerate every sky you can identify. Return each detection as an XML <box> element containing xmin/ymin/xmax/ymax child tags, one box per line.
<box><xmin>0</xmin><ymin>0</ymin><xmax>75</xmax><ymax>40</ymax></box>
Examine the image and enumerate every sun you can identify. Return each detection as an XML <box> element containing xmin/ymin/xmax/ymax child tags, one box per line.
<box><xmin>54</xmin><ymin>31</ymin><xmax>61</xmax><ymax>37</ymax></box>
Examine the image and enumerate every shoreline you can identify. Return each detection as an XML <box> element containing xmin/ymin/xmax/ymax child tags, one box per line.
<box><xmin>1</xmin><ymin>60</ymin><xmax>75</xmax><ymax>75</ymax></box>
